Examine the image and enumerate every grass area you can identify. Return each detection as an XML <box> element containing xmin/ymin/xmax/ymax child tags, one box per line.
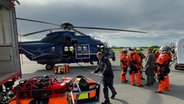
<box><xmin>112</xmin><ymin>47</ymin><xmax>148</xmax><ymax>54</ymax></box>
<box><xmin>112</xmin><ymin>47</ymin><xmax>160</xmax><ymax>52</ymax></box>
<box><xmin>112</xmin><ymin>48</ymin><xmax>122</xmax><ymax>52</ymax></box>
<box><xmin>112</xmin><ymin>48</ymin><xmax>147</xmax><ymax>52</ymax></box>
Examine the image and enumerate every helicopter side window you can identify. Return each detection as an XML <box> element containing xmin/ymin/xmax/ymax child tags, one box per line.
<box><xmin>64</xmin><ymin>46</ymin><xmax>69</xmax><ymax>52</ymax></box>
<box><xmin>75</xmin><ymin>44</ymin><xmax>90</xmax><ymax>59</ymax></box>
<box><xmin>70</xmin><ymin>46</ymin><xmax>74</xmax><ymax>52</ymax></box>
<box><xmin>77</xmin><ymin>46</ymin><xmax>82</xmax><ymax>52</ymax></box>
<box><xmin>70</xmin><ymin>46</ymin><xmax>75</xmax><ymax>55</ymax></box>
<box><xmin>83</xmin><ymin>46</ymin><xmax>88</xmax><ymax>51</ymax></box>
<box><xmin>63</xmin><ymin>46</ymin><xmax>75</xmax><ymax>58</ymax></box>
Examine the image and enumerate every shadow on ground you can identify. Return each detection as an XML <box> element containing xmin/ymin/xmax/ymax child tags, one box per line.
<box><xmin>112</xmin><ymin>98</ymin><xmax>129</xmax><ymax>104</ymax></box>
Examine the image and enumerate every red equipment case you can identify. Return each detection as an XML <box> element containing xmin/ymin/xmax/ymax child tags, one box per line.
<box><xmin>54</xmin><ymin>64</ymin><xmax>70</xmax><ymax>74</ymax></box>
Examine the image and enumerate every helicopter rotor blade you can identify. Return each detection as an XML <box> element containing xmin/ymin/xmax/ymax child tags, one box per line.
<box><xmin>74</xmin><ymin>26</ymin><xmax>146</xmax><ymax>33</ymax></box>
<box><xmin>17</xmin><ymin>17</ymin><xmax>60</xmax><ymax>27</ymax></box>
<box><xmin>22</xmin><ymin>28</ymin><xmax>61</xmax><ymax>36</ymax></box>
<box><xmin>72</xmin><ymin>28</ymin><xmax>86</xmax><ymax>36</ymax></box>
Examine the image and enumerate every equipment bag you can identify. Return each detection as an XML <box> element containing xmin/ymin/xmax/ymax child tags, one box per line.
<box><xmin>76</xmin><ymin>76</ymin><xmax>89</xmax><ymax>91</ymax></box>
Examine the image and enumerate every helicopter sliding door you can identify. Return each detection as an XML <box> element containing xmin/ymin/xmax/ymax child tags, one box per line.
<box><xmin>75</xmin><ymin>44</ymin><xmax>90</xmax><ymax>59</ymax></box>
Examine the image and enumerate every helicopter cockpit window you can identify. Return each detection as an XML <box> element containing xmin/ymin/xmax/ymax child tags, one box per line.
<box><xmin>97</xmin><ymin>44</ymin><xmax>105</xmax><ymax>51</ymax></box>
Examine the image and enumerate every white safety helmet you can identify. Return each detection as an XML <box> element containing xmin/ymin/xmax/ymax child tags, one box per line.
<box><xmin>122</xmin><ymin>48</ymin><xmax>128</xmax><ymax>52</ymax></box>
<box><xmin>160</xmin><ymin>45</ymin><xmax>171</xmax><ymax>52</ymax></box>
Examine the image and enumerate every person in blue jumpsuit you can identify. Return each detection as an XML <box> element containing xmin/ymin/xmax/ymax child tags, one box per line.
<box><xmin>92</xmin><ymin>52</ymin><xmax>117</xmax><ymax>104</ymax></box>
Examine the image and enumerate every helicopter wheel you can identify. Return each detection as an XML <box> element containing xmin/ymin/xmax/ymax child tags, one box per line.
<box><xmin>45</xmin><ymin>64</ymin><xmax>54</xmax><ymax>70</ymax></box>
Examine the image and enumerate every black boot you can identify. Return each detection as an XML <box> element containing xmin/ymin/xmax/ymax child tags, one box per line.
<box><xmin>101</xmin><ymin>100</ymin><xmax>111</xmax><ymax>104</ymax></box>
<box><xmin>145</xmin><ymin>83</ymin><xmax>151</xmax><ymax>86</ymax></box>
<box><xmin>111</xmin><ymin>92</ymin><xmax>117</xmax><ymax>99</ymax></box>
<box><xmin>122</xmin><ymin>80</ymin><xmax>128</xmax><ymax>84</ymax></box>
<box><xmin>138</xmin><ymin>84</ymin><xmax>144</xmax><ymax>87</ymax></box>
<box><xmin>155</xmin><ymin>91</ymin><xmax>163</xmax><ymax>94</ymax></box>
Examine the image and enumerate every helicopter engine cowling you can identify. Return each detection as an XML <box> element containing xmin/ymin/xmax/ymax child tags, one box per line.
<box><xmin>63</xmin><ymin>36</ymin><xmax>78</xmax><ymax>45</ymax></box>
<box><xmin>65</xmin><ymin>36</ymin><xmax>72</xmax><ymax>42</ymax></box>
<box><xmin>57</xmin><ymin>36</ymin><xmax>72</xmax><ymax>44</ymax></box>
<box><xmin>71</xmin><ymin>39</ymin><xmax>78</xmax><ymax>44</ymax></box>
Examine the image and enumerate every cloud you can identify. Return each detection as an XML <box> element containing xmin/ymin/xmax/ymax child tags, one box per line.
<box><xmin>16</xmin><ymin>0</ymin><xmax>184</xmax><ymax>46</ymax></box>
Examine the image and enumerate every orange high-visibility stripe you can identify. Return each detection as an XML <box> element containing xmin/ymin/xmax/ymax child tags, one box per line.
<box><xmin>9</xmin><ymin>100</ymin><xmax>16</xmax><ymax>104</ymax></box>
<box><xmin>67</xmin><ymin>64</ymin><xmax>70</xmax><ymax>73</ymax></box>
<box><xmin>120</xmin><ymin>70</ymin><xmax>126</xmax><ymax>82</ymax></box>
<box><xmin>68</xmin><ymin>65</ymin><xmax>70</xmax><ymax>73</ymax></box>
<box><xmin>64</xmin><ymin>64</ymin><xmax>70</xmax><ymax>73</ymax></box>
<box><xmin>165</xmin><ymin>75</ymin><xmax>170</xmax><ymax>90</ymax></box>
<box><xmin>120</xmin><ymin>52</ymin><xmax>129</xmax><ymax>69</ymax></box>
<box><xmin>121</xmin><ymin>75</ymin><xmax>126</xmax><ymax>82</ymax></box>
<box><xmin>65</xmin><ymin>65</ymin><xmax>67</xmax><ymax>73</ymax></box>
<box><xmin>9</xmin><ymin>99</ymin><xmax>33</xmax><ymax>104</ymax></box>
<box><xmin>135</xmin><ymin>71</ymin><xmax>141</xmax><ymax>86</ymax></box>
<box><xmin>158</xmin><ymin>79</ymin><xmax>165</xmax><ymax>92</ymax></box>
<box><xmin>89</xmin><ymin>90</ymin><xmax>96</xmax><ymax>98</ymax></box>
<box><xmin>73</xmin><ymin>93</ymin><xmax>77</xmax><ymax>100</ymax></box>
<box><xmin>130</xmin><ymin>73</ymin><xmax>135</xmax><ymax>85</ymax></box>
<box><xmin>48</xmin><ymin>96</ymin><xmax>68</xmax><ymax>104</ymax></box>
<box><xmin>156</xmin><ymin>53</ymin><xmax>170</xmax><ymax>65</ymax></box>
<box><xmin>65</xmin><ymin>64</ymin><xmax>67</xmax><ymax>73</ymax></box>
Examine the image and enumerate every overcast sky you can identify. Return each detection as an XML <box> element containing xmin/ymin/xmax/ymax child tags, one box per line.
<box><xmin>16</xmin><ymin>0</ymin><xmax>184</xmax><ymax>47</ymax></box>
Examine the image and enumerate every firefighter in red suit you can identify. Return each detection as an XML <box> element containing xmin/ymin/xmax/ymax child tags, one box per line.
<box><xmin>155</xmin><ymin>45</ymin><xmax>172</xmax><ymax>93</ymax></box>
<box><xmin>120</xmin><ymin>48</ymin><xmax>130</xmax><ymax>83</ymax></box>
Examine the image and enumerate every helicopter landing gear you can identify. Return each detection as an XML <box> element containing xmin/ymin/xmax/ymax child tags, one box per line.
<box><xmin>45</xmin><ymin>64</ymin><xmax>55</xmax><ymax>70</ymax></box>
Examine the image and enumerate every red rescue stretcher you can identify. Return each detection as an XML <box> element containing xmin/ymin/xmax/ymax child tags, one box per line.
<box><xmin>9</xmin><ymin>75</ymin><xmax>100</xmax><ymax>104</ymax></box>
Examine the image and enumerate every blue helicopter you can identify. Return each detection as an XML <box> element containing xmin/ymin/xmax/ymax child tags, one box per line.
<box><xmin>17</xmin><ymin>18</ymin><xmax>146</xmax><ymax>70</ymax></box>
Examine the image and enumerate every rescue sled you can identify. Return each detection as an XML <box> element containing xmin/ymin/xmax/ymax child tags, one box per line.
<box><xmin>9</xmin><ymin>75</ymin><xmax>100</xmax><ymax>104</ymax></box>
